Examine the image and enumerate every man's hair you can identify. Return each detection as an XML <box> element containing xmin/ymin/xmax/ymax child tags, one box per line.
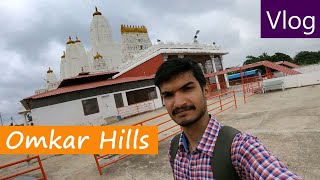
<box><xmin>154</xmin><ymin>58</ymin><xmax>206</xmax><ymax>89</ymax></box>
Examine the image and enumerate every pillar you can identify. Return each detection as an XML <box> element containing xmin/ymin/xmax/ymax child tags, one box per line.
<box><xmin>201</xmin><ymin>62</ymin><xmax>207</xmax><ymax>74</ymax></box>
<box><xmin>122</xmin><ymin>92</ymin><xmax>128</xmax><ymax>106</ymax></box>
<box><xmin>265</xmin><ymin>67</ymin><xmax>272</xmax><ymax>79</ymax></box>
<box><xmin>24</xmin><ymin>113</ymin><xmax>28</xmax><ymax>126</ymax></box>
<box><xmin>219</xmin><ymin>55</ymin><xmax>224</xmax><ymax>70</ymax></box>
<box><xmin>163</xmin><ymin>55</ymin><xmax>168</xmax><ymax>62</ymax></box>
<box><xmin>224</xmin><ymin>73</ymin><xmax>230</xmax><ymax>88</ymax></box>
<box><xmin>210</xmin><ymin>55</ymin><xmax>220</xmax><ymax>90</ymax></box>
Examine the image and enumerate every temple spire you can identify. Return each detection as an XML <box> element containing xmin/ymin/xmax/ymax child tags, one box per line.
<box><xmin>66</xmin><ymin>36</ymin><xmax>75</xmax><ymax>44</ymax></box>
<box><xmin>93</xmin><ymin>6</ymin><xmax>102</xmax><ymax>16</ymax></box>
<box><xmin>47</xmin><ymin>67</ymin><xmax>53</xmax><ymax>73</ymax></box>
<box><xmin>61</xmin><ymin>51</ymin><xmax>65</xmax><ymax>58</ymax></box>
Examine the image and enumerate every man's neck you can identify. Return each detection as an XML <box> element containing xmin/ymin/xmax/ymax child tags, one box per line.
<box><xmin>182</xmin><ymin>113</ymin><xmax>210</xmax><ymax>152</ymax></box>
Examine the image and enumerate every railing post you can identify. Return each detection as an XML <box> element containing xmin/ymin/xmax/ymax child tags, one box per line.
<box><xmin>240</xmin><ymin>68</ymin><xmax>246</xmax><ymax>104</ymax></box>
<box><xmin>37</xmin><ymin>155</ymin><xmax>47</xmax><ymax>180</ymax></box>
<box><xmin>219</xmin><ymin>94</ymin><xmax>222</xmax><ymax>110</ymax></box>
<box><xmin>93</xmin><ymin>155</ymin><xmax>103</xmax><ymax>175</ymax></box>
<box><xmin>242</xmin><ymin>82</ymin><xmax>246</xmax><ymax>104</ymax></box>
<box><xmin>251</xmin><ymin>82</ymin><xmax>254</xmax><ymax>94</ymax></box>
<box><xmin>258</xmin><ymin>80</ymin><xmax>262</xmax><ymax>94</ymax></box>
<box><xmin>233</xmin><ymin>90</ymin><xmax>237</xmax><ymax>108</ymax></box>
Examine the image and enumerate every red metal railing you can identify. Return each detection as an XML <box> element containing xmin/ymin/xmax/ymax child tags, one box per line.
<box><xmin>0</xmin><ymin>155</ymin><xmax>47</xmax><ymax>180</ymax></box>
<box><xmin>207</xmin><ymin>90</ymin><xmax>237</xmax><ymax>115</ymax></box>
<box><xmin>93</xmin><ymin>154</ymin><xmax>132</xmax><ymax>176</ymax></box>
<box><xmin>240</xmin><ymin>76</ymin><xmax>263</xmax><ymax>103</ymax></box>
<box><xmin>93</xmin><ymin>90</ymin><xmax>238</xmax><ymax>175</ymax></box>
<box><xmin>211</xmin><ymin>73</ymin><xmax>275</xmax><ymax>104</ymax></box>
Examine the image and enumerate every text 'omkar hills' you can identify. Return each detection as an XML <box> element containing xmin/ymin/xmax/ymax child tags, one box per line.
<box><xmin>0</xmin><ymin>126</ymin><xmax>158</xmax><ymax>154</ymax></box>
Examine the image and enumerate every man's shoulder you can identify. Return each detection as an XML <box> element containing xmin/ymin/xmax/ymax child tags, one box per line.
<box><xmin>231</xmin><ymin>131</ymin><xmax>265</xmax><ymax>155</ymax></box>
<box><xmin>232</xmin><ymin>131</ymin><xmax>260</xmax><ymax>144</ymax></box>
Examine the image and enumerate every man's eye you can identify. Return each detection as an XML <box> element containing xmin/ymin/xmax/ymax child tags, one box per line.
<box><xmin>163</xmin><ymin>93</ymin><xmax>172</xmax><ymax>98</ymax></box>
<box><xmin>183</xmin><ymin>86</ymin><xmax>193</xmax><ymax>91</ymax></box>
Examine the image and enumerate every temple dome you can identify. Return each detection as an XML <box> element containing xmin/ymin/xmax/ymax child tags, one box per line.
<box><xmin>94</xmin><ymin>52</ymin><xmax>103</xmax><ymax>60</ymax></box>
<box><xmin>61</xmin><ymin>51</ymin><xmax>65</xmax><ymax>58</ymax></box>
<box><xmin>75</xmin><ymin>37</ymin><xmax>81</xmax><ymax>43</ymax></box>
<box><xmin>47</xmin><ymin>67</ymin><xmax>53</xmax><ymax>73</ymax></box>
<box><xmin>93</xmin><ymin>7</ymin><xmax>102</xmax><ymax>16</ymax></box>
<box><xmin>66</xmin><ymin>36</ymin><xmax>75</xmax><ymax>44</ymax></box>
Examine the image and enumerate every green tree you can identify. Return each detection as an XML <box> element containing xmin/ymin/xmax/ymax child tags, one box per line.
<box><xmin>243</xmin><ymin>55</ymin><xmax>259</xmax><ymax>65</ymax></box>
<box><xmin>270</xmin><ymin>52</ymin><xmax>293</xmax><ymax>62</ymax></box>
<box><xmin>258</xmin><ymin>52</ymin><xmax>272</xmax><ymax>61</ymax></box>
<box><xmin>294</xmin><ymin>51</ymin><xmax>320</xmax><ymax>65</ymax></box>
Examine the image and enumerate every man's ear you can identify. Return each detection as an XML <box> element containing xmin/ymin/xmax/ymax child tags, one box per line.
<box><xmin>203</xmin><ymin>83</ymin><xmax>210</xmax><ymax>98</ymax></box>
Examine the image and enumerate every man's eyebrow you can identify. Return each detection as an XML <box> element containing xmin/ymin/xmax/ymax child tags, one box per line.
<box><xmin>180</xmin><ymin>82</ymin><xmax>195</xmax><ymax>89</ymax></box>
<box><xmin>161</xmin><ymin>81</ymin><xmax>195</xmax><ymax>95</ymax></box>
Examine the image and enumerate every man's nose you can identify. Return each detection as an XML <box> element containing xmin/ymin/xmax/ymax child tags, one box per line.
<box><xmin>173</xmin><ymin>92</ymin><xmax>187</xmax><ymax>108</ymax></box>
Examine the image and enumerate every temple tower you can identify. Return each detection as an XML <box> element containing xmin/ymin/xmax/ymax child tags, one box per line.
<box><xmin>120</xmin><ymin>25</ymin><xmax>152</xmax><ymax>63</ymax></box>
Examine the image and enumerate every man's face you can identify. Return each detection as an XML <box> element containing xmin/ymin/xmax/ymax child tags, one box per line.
<box><xmin>159</xmin><ymin>71</ymin><xmax>209</xmax><ymax>127</ymax></box>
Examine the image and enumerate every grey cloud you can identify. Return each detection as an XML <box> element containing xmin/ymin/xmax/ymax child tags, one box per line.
<box><xmin>139</xmin><ymin>0</ymin><xmax>235</xmax><ymax>16</ymax></box>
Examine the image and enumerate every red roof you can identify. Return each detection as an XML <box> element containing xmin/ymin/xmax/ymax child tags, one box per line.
<box><xmin>62</xmin><ymin>71</ymin><xmax>119</xmax><ymax>81</ymax></box>
<box><xmin>58</xmin><ymin>71</ymin><xmax>119</xmax><ymax>88</ymax></box>
<box><xmin>275</xmin><ymin>61</ymin><xmax>300</xmax><ymax>68</ymax></box>
<box><xmin>205</xmin><ymin>60</ymin><xmax>301</xmax><ymax>78</ymax></box>
<box><xmin>25</xmin><ymin>76</ymin><xmax>154</xmax><ymax>100</ymax></box>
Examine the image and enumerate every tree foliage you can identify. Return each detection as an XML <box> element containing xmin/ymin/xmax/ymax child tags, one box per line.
<box><xmin>293</xmin><ymin>51</ymin><xmax>320</xmax><ymax>65</ymax></box>
<box><xmin>270</xmin><ymin>53</ymin><xmax>293</xmax><ymax>62</ymax></box>
<box><xmin>243</xmin><ymin>51</ymin><xmax>320</xmax><ymax>66</ymax></box>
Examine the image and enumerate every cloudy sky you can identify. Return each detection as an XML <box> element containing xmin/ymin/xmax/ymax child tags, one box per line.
<box><xmin>1</xmin><ymin>0</ymin><xmax>320</xmax><ymax>124</ymax></box>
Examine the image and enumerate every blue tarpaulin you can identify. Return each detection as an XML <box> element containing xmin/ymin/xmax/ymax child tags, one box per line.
<box><xmin>228</xmin><ymin>69</ymin><xmax>258</xmax><ymax>80</ymax></box>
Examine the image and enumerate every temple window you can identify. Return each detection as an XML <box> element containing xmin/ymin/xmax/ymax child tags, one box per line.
<box><xmin>82</xmin><ymin>98</ymin><xmax>100</xmax><ymax>116</ymax></box>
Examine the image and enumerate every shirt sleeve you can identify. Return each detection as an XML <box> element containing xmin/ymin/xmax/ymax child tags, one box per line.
<box><xmin>231</xmin><ymin>133</ymin><xmax>302</xmax><ymax>180</ymax></box>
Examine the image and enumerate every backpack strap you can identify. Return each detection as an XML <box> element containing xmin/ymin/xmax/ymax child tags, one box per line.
<box><xmin>211</xmin><ymin>125</ymin><xmax>241</xmax><ymax>180</ymax></box>
<box><xmin>169</xmin><ymin>133</ymin><xmax>181</xmax><ymax>168</ymax></box>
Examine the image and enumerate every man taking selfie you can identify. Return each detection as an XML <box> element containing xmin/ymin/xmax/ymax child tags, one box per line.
<box><xmin>154</xmin><ymin>58</ymin><xmax>301</xmax><ymax>180</ymax></box>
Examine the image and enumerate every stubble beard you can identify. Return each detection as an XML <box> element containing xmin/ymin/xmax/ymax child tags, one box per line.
<box><xmin>174</xmin><ymin>100</ymin><xmax>207</xmax><ymax>127</ymax></box>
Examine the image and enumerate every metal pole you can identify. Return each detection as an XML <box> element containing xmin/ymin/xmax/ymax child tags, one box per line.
<box><xmin>233</xmin><ymin>90</ymin><xmax>237</xmax><ymax>108</ymax></box>
<box><xmin>37</xmin><ymin>155</ymin><xmax>47</xmax><ymax>180</ymax></box>
<box><xmin>219</xmin><ymin>94</ymin><xmax>222</xmax><ymax>110</ymax></box>
<box><xmin>93</xmin><ymin>155</ymin><xmax>103</xmax><ymax>175</ymax></box>
<box><xmin>240</xmin><ymin>68</ymin><xmax>246</xmax><ymax>104</ymax></box>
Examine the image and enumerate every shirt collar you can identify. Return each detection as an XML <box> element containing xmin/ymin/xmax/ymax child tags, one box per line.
<box><xmin>179</xmin><ymin>115</ymin><xmax>221</xmax><ymax>157</ymax></box>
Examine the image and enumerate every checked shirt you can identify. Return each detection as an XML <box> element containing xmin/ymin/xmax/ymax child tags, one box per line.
<box><xmin>168</xmin><ymin>115</ymin><xmax>302</xmax><ymax>180</ymax></box>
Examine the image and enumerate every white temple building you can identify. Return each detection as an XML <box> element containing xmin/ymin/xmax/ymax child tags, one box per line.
<box><xmin>21</xmin><ymin>7</ymin><xmax>230</xmax><ymax>126</ymax></box>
